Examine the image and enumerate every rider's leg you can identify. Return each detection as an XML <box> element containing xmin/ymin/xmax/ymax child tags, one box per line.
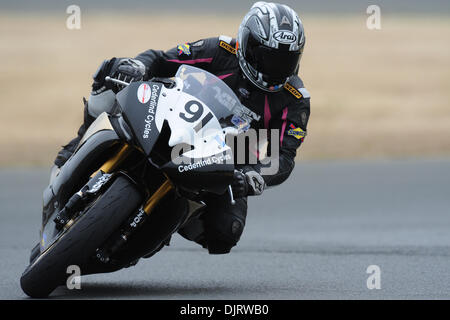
<box><xmin>178</xmin><ymin>193</ymin><xmax>248</xmax><ymax>254</ymax></box>
<box><xmin>53</xmin><ymin>89</ymin><xmax>116</xmax><ymax>168</ymax></box>
<box><xmin>203</xmin><ymin>193</ymin><xmax>248</xmax><ymax>254</ymax></box>
<box><xmin>53</xmin><ymin>98</ymin><xmax>94</xmax><ymax>168</ymax></box>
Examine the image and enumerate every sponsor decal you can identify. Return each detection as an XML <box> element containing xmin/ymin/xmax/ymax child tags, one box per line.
<box><xmin>219</xmin><ymin>40</ymin><xmax>237</xmax><ymax>55</ymax></box>
<box><xmin>178</xmin><ymin>154</ymin><xmax>232</xmax><ymax>173</ymax></box>
<box><xmin>237</xmin><ymin>105</ymin><xmax>261</xmax><ymax>122</ymax></box>
<box><xmin>130</xmin><ymin>208</ymin><xmax>146</xmax><ymax>228</ymax></box>
<box><xmin>137</xmin><ymin>83</ymin><xmax>151</xmax><ymax>104</ymax></box>
<box><xmin>231</xmin><ymin>115</ymin><xmax>250</xmax><ymax>132</ymax></box>
<box><xmin>89</xmin><ymin>174</ymin><xmax>112</xmax><ymax>193</ymax></box>
<box><xmin>177</xmin><ymin>43</ymin><xmax>191</xmax><ymax>56</ymax></box>
<box><xmin>191</xmin><ymin>40</ymin><xmax>204</xmax><ymax>47</ymax></box>
<box><xmin>284</xmin><ymin>82</ymin><xmax>302</xmax><ymax>99</ymax></box>
<box><xmin>238</xmin><ymin>87</ymin><xmax>250</xmax><ymax>98</ymax></box>
<box><xmin>142</xmin><ymin>84</ymin><xmax>161</xmax><ymax>139</ymax></box>
<box><xmin>287</xmin><ymin>123</ymin><xmax>306</xmax><ymax>141</ymax></box>
<box><xmin>273</xmin><ymin>30</ymin><xmax>297</xmax><ymax>44</ymax></box>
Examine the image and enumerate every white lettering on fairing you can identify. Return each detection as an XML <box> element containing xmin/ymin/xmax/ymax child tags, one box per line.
<box><xmin>142</xmin><ymin>84</ymin><xmax>160</xmax><ymax>139</ymax></box>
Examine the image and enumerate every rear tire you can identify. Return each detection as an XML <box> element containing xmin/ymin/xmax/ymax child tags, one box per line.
<box><xmin>20</xmin><ymin>176</ymin><xmax>142</xmax><ymax>298</ymax></box>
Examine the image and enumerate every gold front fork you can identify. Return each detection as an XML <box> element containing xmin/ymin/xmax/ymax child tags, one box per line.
<box><xmin>143</xmin><ymin>179</ymin><xmax>173</xmax><ymax>215</ymax></box>
<box><xmin>91</xmin><ymin>142</ymin><xmax>174</xmax><ymax>216</ymax></box>
<box><xmin>91</xmin><ymin>144</ymin><xmax>132</xmax><ymax>177</ymax></box>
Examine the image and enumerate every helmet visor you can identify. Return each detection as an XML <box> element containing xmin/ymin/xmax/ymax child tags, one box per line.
<box><xmin>245</xmin><ymin>40</ymin><xmax>301</xmax><ymax>84</ymax></box>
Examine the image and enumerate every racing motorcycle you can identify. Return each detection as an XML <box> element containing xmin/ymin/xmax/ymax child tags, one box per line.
<box><xmin>20</xmin><ymin>65</ymin><xmax>256</xmax><ymax>298</ymax></box>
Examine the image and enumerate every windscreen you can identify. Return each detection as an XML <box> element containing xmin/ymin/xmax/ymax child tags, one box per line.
<box><xmin>175</xmin><ymin>65</ymin><xmax>256</xmax><ymax>133</ymax></box>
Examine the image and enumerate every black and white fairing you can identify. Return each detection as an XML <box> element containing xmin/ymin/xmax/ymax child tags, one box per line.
<box><xmin>117</xmin><ymin>65</ymin><xmax>255</xmax><ymax>194</ymax></box>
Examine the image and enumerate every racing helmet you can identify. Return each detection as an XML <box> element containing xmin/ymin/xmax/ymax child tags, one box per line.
<box><xmin>236</xmin><ymin>2</ymin><xmax>305</xmax><ymax>92</ymax></box>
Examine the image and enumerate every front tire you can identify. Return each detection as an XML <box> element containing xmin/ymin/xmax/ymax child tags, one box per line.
<box><xmin>20</xmin><ymin>175</ymin><xmax>142</xmax><ymax>298</ymax></box>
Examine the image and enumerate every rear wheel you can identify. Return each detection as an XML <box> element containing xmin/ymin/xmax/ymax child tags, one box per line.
<box><xmin>20</xmin><ymin>176</ymin><xmax>142</xmax><ymax>298</ymax></box>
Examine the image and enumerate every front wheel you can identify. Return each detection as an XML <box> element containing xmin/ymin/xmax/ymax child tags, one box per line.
<box><xmin>20</xmin><ymin>175</ymin><xmax>142</xmax><ymax>298</ymax></box>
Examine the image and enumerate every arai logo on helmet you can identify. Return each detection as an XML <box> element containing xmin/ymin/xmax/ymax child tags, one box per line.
<box><xmin>273</xmin><ymin>31</ymin><xmax>297</xmax><ymax>44</ymax></box>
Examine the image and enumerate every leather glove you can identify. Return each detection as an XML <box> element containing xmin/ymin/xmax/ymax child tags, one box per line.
<box><xmin>92</xmin><ymin>58</ymin><xmax>117</xmax><ymax>92</ymax></box>
<box><xmin>114</xmin><ymin>58</ymin><xmax>146</xmax><ymax>84</ymax></box>
<box><xmin>231</xmin><ymin>168</ymin><xmax>265</xmax><ymax>198</ymax></box>
<box><xmin>92</xmin><ymin>58</ymin><xmax>146</xmax><ymax>93</ymax></box>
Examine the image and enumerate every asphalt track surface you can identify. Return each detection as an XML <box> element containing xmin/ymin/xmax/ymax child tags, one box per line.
<box><xmin>0</xmin><ymin>159</ymin><xmax>449</xmax><ymax>299</ymax></box>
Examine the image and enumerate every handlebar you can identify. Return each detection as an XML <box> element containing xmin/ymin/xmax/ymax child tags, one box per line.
<box><xmin>105</xmin><ymin>76</ymin><xmax>130</xmax><ymax>87</ymax></box>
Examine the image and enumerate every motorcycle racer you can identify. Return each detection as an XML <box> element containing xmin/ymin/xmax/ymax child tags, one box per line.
<box><xmin>54</xmin><ymin>2</ymin><xmax>310</xmax><ymax>254</ymax></box>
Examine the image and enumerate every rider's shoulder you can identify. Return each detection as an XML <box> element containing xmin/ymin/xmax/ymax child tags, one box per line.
<box><xmin>283</xmin><ymin>75</ymin><xmax>310</xmax><ymax>100</ymax></box>
<box><xmin>216</xmin><ymin>35</ymin><xmax>237</xmax><ymax>55</ymax></box>
<box><xmin>185</xmin><ymin>36</ymin><xmax>236</xmax><ymax>56</ymax></box>
<box><xmin>186</xmin><ymin>37</ymin><xmax>218</xmax><ymax>50</ymax></box>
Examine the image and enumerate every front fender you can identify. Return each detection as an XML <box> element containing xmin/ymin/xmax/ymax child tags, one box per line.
<box><xmin>42</xmin><ymin>129</ymin><xmax>121</xmax><ymax>227</ymax></box>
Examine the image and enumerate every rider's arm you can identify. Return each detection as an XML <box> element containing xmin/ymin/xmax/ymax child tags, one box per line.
<box><xmin>254</xmin><ymin>95</ymin><xmax>310</xmax><ymax>187</ymax></box>
<box><xmin>135</xmin><ymin>38</ymin><xmax>218</xmax><ymax>78</ymax></box>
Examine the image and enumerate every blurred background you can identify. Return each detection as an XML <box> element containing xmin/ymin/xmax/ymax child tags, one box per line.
<box><xmin>0</xmin><ymin>0</ymin><xmax>449</xmax><ymax>166</ymax></box>
<box><xmin>1</xmin><ymin>0</ymin><xmax>450</xmax><ymax>300</ymax></box>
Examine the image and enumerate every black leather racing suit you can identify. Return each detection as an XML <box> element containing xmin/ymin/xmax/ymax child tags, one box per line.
<box><xmin>56</xmin><ymin>36</ymin><xmax>311</xmax><ymax>254</ymax></box>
